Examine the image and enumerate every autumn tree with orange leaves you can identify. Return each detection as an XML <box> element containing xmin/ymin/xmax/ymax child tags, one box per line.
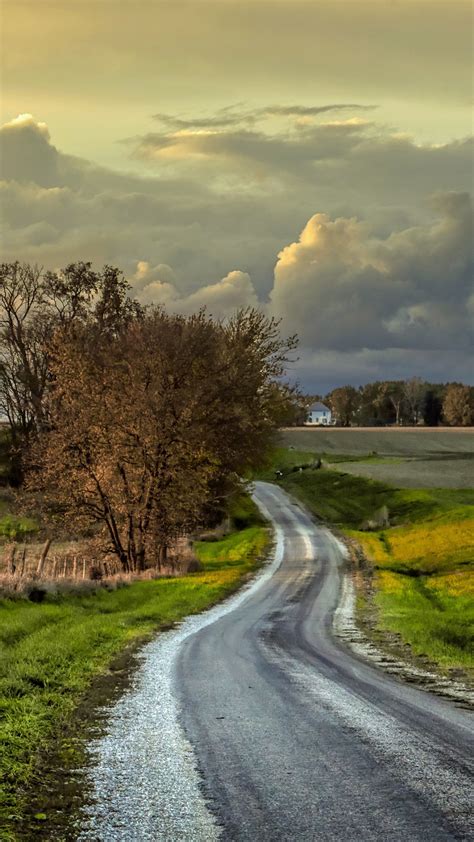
<box><xmin>30</xmin><ymin>307</ymin><xmax>296</xmax><ymax>571</ymax></box>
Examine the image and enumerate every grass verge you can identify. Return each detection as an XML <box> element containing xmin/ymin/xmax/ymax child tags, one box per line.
<box><xmin>260</xmin><ymin>449</ymin><xmax>474</xmax><ymax>675</ymax></box>
<box><xmin>0</xmin><ymin>502</ymin><xmax>269</xmax><ymax>837</ymax></box>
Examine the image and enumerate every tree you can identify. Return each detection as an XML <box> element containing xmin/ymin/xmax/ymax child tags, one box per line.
<box><xmin>422</xmin><ymin>388</ymin><xmax>443</xmax><ymax>426</ymax></box>
<box><xmin>442</xmin><ymin>384</ymin><xmax>474</xmax><ymax>426</ymax></box>
<box><xmin>327</xmin><ymin>386</ymin><xmax>359</xmax><ymax>426</ymax></box>
<box><xmin>357</xmin><ymin>382</ymin><xmax>386</xmax><ymax>426</ymax></box>
<box><xmin>403</xmin><ymin>377</ymin><xmax>427</xmax><ymax>425</ymax></box>
<box><xmin>0</xmin><ymin>261</ymin><xmax>141</xmax><ymax>480</ymax></box>
<box><xmin>288</xmin><ymin>394</ymin><xmax>319</xmax><ymax>427</ymax></box>
<box><xmin>30</xmin><ymin>307</ymin><xmax>296</xmax><ymax>571</ymax></box>
<box><xmin>376</xmin><ymin>381</ymin><xmax>405</xmax><ymax>425</ymax></box>
<box><xmin>0</xmin><ymin>263</ymin><xmax>50</xmax><ymax>444</ymax></box>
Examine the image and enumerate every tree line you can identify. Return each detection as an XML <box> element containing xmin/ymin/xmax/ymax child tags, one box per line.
<box><xmin>0</xmin><ymin>262</ymin><xmax>296</xmax><ymax>572</ymax></box>
<box><xmin>296</xmin><ymin>379</ymin><xmax>474</xmax><ymax>427</ymax></box>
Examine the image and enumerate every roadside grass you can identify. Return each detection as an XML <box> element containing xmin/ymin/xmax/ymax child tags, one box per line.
<box><xmin>374</xmin><ymin>571</ymin><xmax>473</xmax><ymax>669</ymax></box>
<box><xmin>0</xmin><ymin>510</ymin><xmax>269</xmax><ymax>834</ymax></box>
<box><xmin>261</xmin><ymin>449</ymin><xmax>474</xmax><ymax>673</ymax></box>
<box><xmin>256</xmin><ymin>446</ymin><xmax>392</xmax><ymax>482</ymax></box>
<box><xmin>352</xmin><ymin>520</ymin><xmax>474</xmax><ymax>575</ymax></box>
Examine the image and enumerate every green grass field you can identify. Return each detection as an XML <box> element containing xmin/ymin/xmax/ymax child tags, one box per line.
<box><xmin>261</xmin><ymin>446</ymin><xmax>474</xmax><ymax>675</ymax></box>
<box><xmin>0</xmin><ymin>504</ymin><xmax>269</xmax><ymax>836</ymax></box>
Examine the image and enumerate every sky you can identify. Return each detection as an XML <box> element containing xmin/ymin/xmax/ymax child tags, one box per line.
<box><xmin>1</xmin><ymin>0</ymin><xmax>473</xmax><ymax>392</ymax></box>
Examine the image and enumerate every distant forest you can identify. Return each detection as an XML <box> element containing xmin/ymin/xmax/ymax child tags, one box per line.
<box><xmin>296</xmin><ymin>380</ymin><xmax>474</xmax><ymax>427</ymax></box>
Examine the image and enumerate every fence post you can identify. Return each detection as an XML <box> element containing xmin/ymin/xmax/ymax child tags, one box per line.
<box><xmin>19</xmin><ymin>546</ymin><xmax>27</xmax><ymax>578</ymax></box>
<box><xmin>7</xmin><ymin>544</ymin><xmax>17</xmax><ymax>575</ymax></box>
<box><xmin>36</xmin><ymin>538</ymin><xmax>52</xmax><ymax>576</ymax></box>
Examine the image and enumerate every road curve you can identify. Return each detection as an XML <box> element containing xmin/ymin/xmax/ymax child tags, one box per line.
<box><xmin>176</xmin><ymin>481</ymin><xmax>473</xmax><ymax>841</ymax></box>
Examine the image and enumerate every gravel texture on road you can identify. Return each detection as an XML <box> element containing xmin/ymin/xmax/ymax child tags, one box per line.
<box><xmin>77</xmin><ymin>482</ymin><xmax>473</xmax><ymax>841</ymax></box>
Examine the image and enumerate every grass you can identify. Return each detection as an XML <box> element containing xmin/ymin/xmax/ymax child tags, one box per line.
<box><xmin>374</xmin><ymin>571</ymin><xmax>473</xmax><ymax>669</ymax></box>
<box><xmin>0</xmin><ymin>503</ymin><xmax>269</xmax><ymax>835</ymax></box>
<box><xmin>260</xmin><ymin>447</ymin><xmax>474</xmax><ymax>674</ymax></box>
<box><xmin>258</xmin><ymin>446</ymin><xmax>387</xmax><ymax>481</ymax></box>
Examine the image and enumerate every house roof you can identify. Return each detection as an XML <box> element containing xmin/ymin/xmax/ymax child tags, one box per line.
<box><xmin>309</xmin><ymin>401</ymin><xmax>330</xmax><ymax>412</ymax></box>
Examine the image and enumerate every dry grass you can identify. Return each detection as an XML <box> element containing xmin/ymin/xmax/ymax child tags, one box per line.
<box><xmin>0</xmin><ymin>536</ymin><xmax>200</xmax><ymax>599</ymax></box>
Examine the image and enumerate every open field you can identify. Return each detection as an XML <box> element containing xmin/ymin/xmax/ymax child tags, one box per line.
<box><xmin>0</xmin><ymin>508</ymin><xmax>269</xmax><ymax>835</ymax></box>
<box><xmin>280</xmin><ymin>427</ymin><xmax>474</xmax><ymax>454</ymax></box>
<box><xmin>279</xmin><ymin>428</ymin><xmax>474</xmax><ymax>488</ymax></box>
<box><xmin>327</xmin><ymin>457</ymin><xmax>473</xmax><ymax>489</ymax></box>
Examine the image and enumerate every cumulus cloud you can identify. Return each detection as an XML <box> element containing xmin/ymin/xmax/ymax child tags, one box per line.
<box><xmin>0</xmin><ymin>113</ymin><xmax>60</xmax><ymax>187</ymax></box>
<box><xmin>129</xmin><ymin>262</ymin><xmax>258</xmax><ymax>317</ymax></box>
<box><xmin>127</xmin><ymin>192</ymin><xmax>472</xmax><ymax>374</ymax></box>
<box><xmin>270</xmin><ymin>192</ymin><xmax>473</xmax><ymax>352</ymax></box>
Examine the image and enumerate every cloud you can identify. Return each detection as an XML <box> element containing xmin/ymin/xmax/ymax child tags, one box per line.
<box><xmin>151</xmin><ymin>102</ymin><xmax>376</xmax><ymax>131</ymax></box>
<box><xmin>264</xmin><ymin>104</ymin><xmax>377</xmax><ymax>118</ymax></box>
<box><xmin>270</xmin><ymin>192</ymin><xmax>473</xmax><ymax>353</ymax></box>
<box><xmin>1</xmin><ymin>113</ymin><xmax>472</xmax><ymax>387</ymax></box>
<box><xmin>128</xmin><ymin>119</ymin><xmax>376</xmax><ymax>174</ymax></box>
<box><xmin>128</xmin><ymin>192</ymin><xmax>472</xmax><ymax>380</ymax></box>
<box><xmin>0</xmin><ymin>113</ymin><xmax>61</xmax><ymax>187</ymax></box>
<box><xmin>128</xmin><ymin>113</ymin><xmax>472</xmax><ymax>213</ymax></box>
<box><xmin>130</xmin><ymin>262</ymin><xmax>258</xmax><ymax>317</ymax></box>
<box><xmin>292</xmin><ymin>347</ymin><xmax>474</xmax><ymax>395</ymax></box>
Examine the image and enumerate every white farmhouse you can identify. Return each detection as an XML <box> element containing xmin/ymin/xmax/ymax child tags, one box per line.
<box><xmin>306</xmin><ymin>401</ymin><xmax>333</xmax><ymax>426</ymax></box>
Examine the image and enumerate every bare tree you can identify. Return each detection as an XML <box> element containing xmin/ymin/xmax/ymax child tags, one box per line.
<box><xmin>403</xmin><ymin>377</ymin><xmax>427</xmax><ymax>425</ymax></box>
<box><xmin>376</xmin><ymin>381</ymin><xmax>405</xmax><ymax>425</ymax></box>
<box><xmin>0</xmin><ymin>263</ymin><xmax>50</xmax><ymax>442</ymax></box>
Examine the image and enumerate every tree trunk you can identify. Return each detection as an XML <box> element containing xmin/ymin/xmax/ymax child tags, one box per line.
<box><xmin>158</xmin><ymin>544</ymin><xmax>168</xmax><ymax>569</ymax></box>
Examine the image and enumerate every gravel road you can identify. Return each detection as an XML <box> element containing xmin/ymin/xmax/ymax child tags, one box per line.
<box><xmin>177</xmin><ymin>482</ymin><xmax>473</xmax><ymax>841</ymax></box>
<box><xmin>79</xmin><ymin>481</ymin><xmax>473</xmax><ymax>841</ymax></box>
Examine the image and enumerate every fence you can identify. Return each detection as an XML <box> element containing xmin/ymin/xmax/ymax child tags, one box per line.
<box><xmin>0</xmin><ymin>535</ymin><xmax>198</xmax><ymax>588</ymax></box>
